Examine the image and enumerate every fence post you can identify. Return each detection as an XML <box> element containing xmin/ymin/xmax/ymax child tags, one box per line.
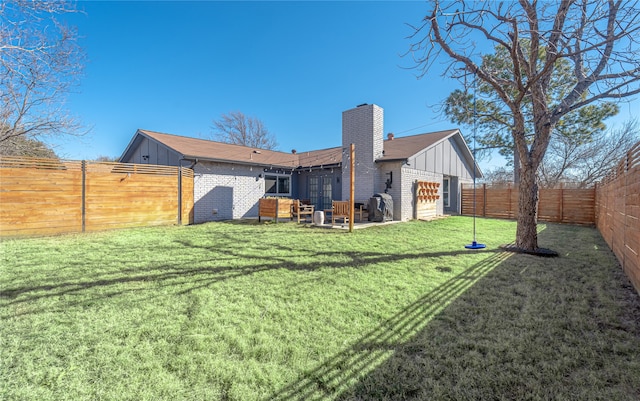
<box><xmin>560</xmin><ymin>183</ymin><xmax>564</xmax><ymax>223</ymax></box>
<box><xmin>507</xmin><ymin>183</ymin><xmax>511</xmax><ymax>218</ymax></box>
<box><xmin>483</xmin><ymin>184</ymin><xmax>486</xmax><ymax>217</ymax></box>
<box><xmin>594</xmin><ymin>182</ymin><xmax>598</xmax><ymax>224</ymax></box>
<box><xmin>81</xmin><ymin>160</ymin><xmax>86</xmax><ymax>232</ymax></box>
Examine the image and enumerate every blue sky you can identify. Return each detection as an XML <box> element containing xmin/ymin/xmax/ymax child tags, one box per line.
<box><xmin>52</xmin><ymin>1</ymin><xmax>638</xmax><ymax>172</ymax></box>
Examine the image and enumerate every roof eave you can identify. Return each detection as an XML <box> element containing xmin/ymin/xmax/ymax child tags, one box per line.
<box><xmin>180</xmin><ymin>155</ymin><xmax>297</xmax><ymax>170</ymax></box>
<box><xmin>297</xmin><ymin>162</ymin><xmax>342</xmax><ymax>169</ymax></box>
<box><xmin>375</xmin><ymin>158</ymin><xmax>408</xmax><ymax>163</ymax></box>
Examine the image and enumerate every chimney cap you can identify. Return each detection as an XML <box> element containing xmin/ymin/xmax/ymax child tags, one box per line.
<box><xmin>387</xmin><ymin>133</ymin><xmax>395</xmax><ymax>140</ymax></box>
<box><xmin>356</xmin><ymin>103</ymin><xmax>368</xmax><ymax>107</ymax></box>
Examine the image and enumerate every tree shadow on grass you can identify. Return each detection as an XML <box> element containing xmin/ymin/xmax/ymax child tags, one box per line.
<box><xmin>262</xmin><ymin>224</ymin><xmax>640</xmax><ymax>401</ymax></box>
<box><xmin>262</xmin><ymin>250</ymin><xmax>513</xmax><ymax>401</ymax></box>
<box><xmin>0</xmin><ymin>230</ymin><xmax>500</xmax><ymax>318</ymax></box>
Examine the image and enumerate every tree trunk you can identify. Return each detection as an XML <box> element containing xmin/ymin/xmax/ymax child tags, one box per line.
<box><xmin>513</xmin><ymin>144</ymin><xmax>520</xmax><ymax>184</ymax></box>
<box><xmin>516</xmin><ymin>159</ymin><xmax>539</xmax><ymax>251</ymax></box>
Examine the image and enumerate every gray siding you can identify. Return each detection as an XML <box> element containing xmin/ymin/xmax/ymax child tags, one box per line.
<box><xmin>407</xmin><ymin>137</ymin><xmax>473</xmax><ymax>181</ymax></box>
<box><xmin>296</xmin><ymin>169</ymin><xmax>342</xmax><ymax>209</ymax></box>
<box><xmin>123</xmin><ymin>137</ymin><xmax>181</xmax><ymax>166</ymax></box>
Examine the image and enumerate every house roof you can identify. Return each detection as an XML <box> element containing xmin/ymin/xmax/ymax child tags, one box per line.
<box><xmin>127</xmin><ymin>129</ymin><xmax>300</xmax><ymax>168</ymax></box>
<box><xmin>378</xmin><ymin>129</ymin><xmax>460</xmax><ymax>161</ymax></box>
<box><xmin>121</xmin><ymin>127</ymin><xmax>480</xmax><ymax>176</ymax></box>
<box><xmin>297</xmin><ymin>146</ymin><xmax>342</xmax><ymax>168</ymax></box>
<box><xmin>121</xmin><ymin>129</ymin><xmax>343</xmax><ymax>169</ymax></box>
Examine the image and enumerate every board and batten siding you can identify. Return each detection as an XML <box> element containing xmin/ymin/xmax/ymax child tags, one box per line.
<box><xmin>126</xmin><ymin>136</ymin><xmax>181</xmax><ymax>166</ymax></box>
<box><xmin>408</xmin><ymin>137</ymin><xmax>474</xmax><ymax>180</ymax></box>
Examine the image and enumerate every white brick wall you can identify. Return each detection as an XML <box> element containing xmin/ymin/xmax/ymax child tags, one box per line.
<box><xmin>371</xmin><ymin>162</ymin><xmax>442</xmax><ymax>221</ymax></box>
<box><xmin>341</xmin><ymin>104</ymin><xmax>384</xmax><ymax>201</ymax></box>
<box><xmin>193</xmin><ymin>162</ymin><xmax>265</xmax><ymax>223</ymax></box>
<box><xmin>400</xmin><ymin>167</ymin><xmax>443</xmax><ymax>221</ymax></box>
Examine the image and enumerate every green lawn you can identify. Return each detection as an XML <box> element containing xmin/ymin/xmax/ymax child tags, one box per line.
<box><xmin>1</xmin><ymin>217</ymin><xmax>639</xmax><ymax>401</ymax></box>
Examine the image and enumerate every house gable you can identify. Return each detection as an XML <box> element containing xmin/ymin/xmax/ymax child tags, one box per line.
<box><xmin>119</xmin><ymin>130</ymin><xmax>183</xmax><ymax>166</ymax></box>
<box><xmin>378</xmin><ymin>130</ymin><xmax>481</xmax><ymax>179</ymax></box>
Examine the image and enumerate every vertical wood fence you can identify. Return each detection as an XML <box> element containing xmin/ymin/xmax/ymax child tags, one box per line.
<box><xmin>461</xmin><ymin>184</ymin><xmax>595</xmax><ymax>225</ymax></box>
<box><xmin>595</xmin><ymin>141</ymin><xmax>640</xmax><ymax>294</ymax></box>
<box><xmin>460</xmin><ymin>139</ymin><xmax>639</xmax><ymax>294</ymax></box>
<box><xmin>0</xmin><ymin>156</ymin><xmax>193</xmax><ymax>237</ymax></box>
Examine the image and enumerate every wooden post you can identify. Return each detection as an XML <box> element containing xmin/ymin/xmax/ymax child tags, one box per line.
<box><xmin>559</xmin><ymin>182</ymin><xmax>564</xmax><ymax>223</ymax></box>
<box><xmin>349</xmin><ymin>143</ymin><xmax>355</xmax><ymax>233</ymax></box>
<box><xmin>482</xmin><ymin>184</ymin><xmax>487</xmax><ymax>217</ymax></box>
<box><xmin>178</xmin><ymin>166</ymin><xmax>183</xmax><ymax>225</ymax></box>
<box><xmin>507</xmin><ymin>183</ymin><xmax>512</xmax><ymax>219</ymax></box>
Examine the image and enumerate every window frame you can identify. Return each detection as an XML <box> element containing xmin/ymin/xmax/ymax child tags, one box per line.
<box><xmin>442</xmin><ymin>177</ymin><xmax>450</xmax><ymax>208</ymax></box>
<box><xmin>264</xmin><ymin>173</ymin><xmax>291</xmax><ymax>196</ymax></box>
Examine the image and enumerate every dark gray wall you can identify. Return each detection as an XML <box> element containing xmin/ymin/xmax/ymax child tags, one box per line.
<box><xmin>408</xmin><ymin>137</ymin><xmax>474</xmax><ymax>181</ymax></box>
<box><xmin>122</xmin><ymin>136</ymin><xmax>181</xmax><ymax>166</ymax></box>
<box><xmin>296</xmin><ymin>168</ymin><xmax>342</xmax><ymax>210</ymax></box>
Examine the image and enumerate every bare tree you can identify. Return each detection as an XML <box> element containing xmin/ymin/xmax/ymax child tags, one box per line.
<box><xmin>540</xmin><ymin>119</ymin><xmax>640</xmax><ymax>188</ymax></box>
<box><xmin>482</xmin><ymin>166</ymin><xmax>515</xmax><ymax>187</ymax></box>
<box><xmin>0</xmin><ymin>134</ymin><xmax>57</xmax><ymax>158</ymax></box>
<box><xmin>0</xmin><ymin>0</ymin><xmax>85</xmax><ymax>149</ymax></box>
<box><xmin>211</xmin><ymin>111</ymin><xmax>278</xmax><ymax>150</ymax></box>
<box><xmin>409</xmin><ymin>0</ymin><xmax>640</xmax><ymax>251</ymax></box>
<box><xmin>95</xmin><ymin>155</ymin><xmax>119</xmax><ymax>162</ymax></box>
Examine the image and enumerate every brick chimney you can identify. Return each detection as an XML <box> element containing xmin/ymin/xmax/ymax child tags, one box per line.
<box><xmin>341</xmin><ymin>104</ymin><xmax>383</xmax><ymax>201</ymax></box>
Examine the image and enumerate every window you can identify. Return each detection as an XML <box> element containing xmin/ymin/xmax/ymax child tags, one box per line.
<box><xmin>443</xmin><ymin>177</ymin><xmax>450</xmax><ymax>208</ymax></box>
<box><xmin>309</xmin><ymin>177</ymin><xmax>319</xmax><ymax>206</ymax></box>
<box><xmin>322</xmin><ymin>178</ymin><xmax>332</xmax><ymax>210</ymax></box>
<box><xmin>265</xmin><ymin>174</ymin><xmax>291</xmax><ymax>196</ymax></box>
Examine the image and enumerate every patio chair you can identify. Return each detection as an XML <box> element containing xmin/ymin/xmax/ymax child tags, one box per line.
<box><xmin>292</xmin><ymin>199</ymin><xmax>314</xmax><ymax>223</ymax></box>
<box><xmin>354</xmin><ymin>201</ymin><xmax>368</xmax><ymax>222</ymax></box>
<box><xmin>331</xmin><ymin>200</ymin><xmax>350</xmax><ymax>224</ymax></box>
